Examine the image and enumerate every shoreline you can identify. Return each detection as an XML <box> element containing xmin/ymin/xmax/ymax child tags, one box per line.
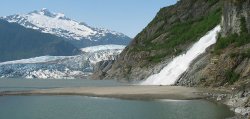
<box><xmin>0</xmin><ymin>86</ymin><xmax>207</xmax><ymax>100</ymax></box>
<box><xmin>2</xmin><ymin>85</ymin><xmax>246</xmax><ymax>118</ymax></box>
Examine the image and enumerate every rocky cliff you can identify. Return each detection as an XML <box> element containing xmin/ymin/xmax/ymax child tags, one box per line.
<box><xmin>91</xmin><ymin>0</ymin><xmax>250</xmax><ymax>117</ymax></box>
<box><xmin>177</xmin><ymin>0</ymin><xmax>250</xmax><ymax>117</ymax></box>
<box><xmin>96</xmin><ymin>0</ymin><xmax>250</xmax><ymax>86</ymax></box>
<box><xmin>96</xmin><ymin>0</ymin><xmax>222</xmax><ymax>81</ymax></box>
<box><xmin>178</xmin><ymin>0</ymin><xmax>250</xmax><ymax>87</ymax></box>
<box><xmin>222</xmin><ymin>0</ymin><xmax>250</xmax><ymax>36</ymax></box>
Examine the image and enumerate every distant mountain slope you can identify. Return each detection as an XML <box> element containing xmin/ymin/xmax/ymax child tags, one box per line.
<box><xmin>1</xmin><ymin>8</ymin><xmax>131</xmax><ymax>48</ymax></box>
<box><xmin>0</xmin><ymin>20</ymin><xmax>80</xmax><ymax>62</ymax></box>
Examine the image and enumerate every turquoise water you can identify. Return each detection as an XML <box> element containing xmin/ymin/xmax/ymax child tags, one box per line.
<box><xmin>0</xmin><ymin>96</ymin><xmax>234</xmax><ymax>119</ymax></box>
<box><xmin>0</xmin><ymin>78</ymin><xmax>234</xmax><ymax>119</ymax></box>
<box><xmin>0</xmin><ymin>78</ymin><xmax>126</xmax><ymax>91</ymax></box>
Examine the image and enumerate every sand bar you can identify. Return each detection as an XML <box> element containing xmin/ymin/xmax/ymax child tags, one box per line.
<box><xmin>0</xmin><ymin>86</ymin><xmax>210</xmax><ymax>100</ymax></box>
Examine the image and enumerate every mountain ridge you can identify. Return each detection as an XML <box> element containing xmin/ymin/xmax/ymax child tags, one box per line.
<box><xmin>1</xmin><ymin>8</ymin><xmax>131</xmax><ymax>48</ymax></box>
<box><xmin>0</xmin><ymin>19</ymin><xmax>80</xmax><ymax>62</ymax></box>
<box><xmin>98</xmin><ymin>0</ymin><xmax>222</xmax><ymax>81</ymax></box>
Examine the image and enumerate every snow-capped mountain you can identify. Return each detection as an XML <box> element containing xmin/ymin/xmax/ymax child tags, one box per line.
<box><xmin>0</xmin><ymin>9</ymin><xmax>129</xmax><ymax>79</ymax></box>
<box><xmin>0</xmin><ymin>46</ymin><xmax>124</xmax><ymax>79</ymax></box>
<box><xmin>1</xmin><ymin>8</ymin><xmax>131</xmax><ymax>48</ymax></box>
<box><xmin>0</xmin><ymin>19</ymin><xmax>80</xmax><ymax>62</ymax></box>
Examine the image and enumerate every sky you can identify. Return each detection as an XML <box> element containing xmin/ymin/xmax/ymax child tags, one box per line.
<box><xmin>0</xmin><ymin>0</ymin><xmax>177</xmax><ymax>38</ymax></box>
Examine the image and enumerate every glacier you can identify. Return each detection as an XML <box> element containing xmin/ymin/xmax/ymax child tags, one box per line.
<box><xmin>0</xmin><ymin>56</ymin><xmax>74</xmax><ymax>65</ymax></box>
<box><xmin>141</xmin><ymin>25</ymin><xmax>221</xmax><ymax>85</ymax></box>
<box><xmin>0</xmin><ymin>47</ymin><xmax>124</xmax><ymax>79</ymax></box>
<box><xmin>81</xmin><ymin>45</ymin><xmax>125</xmax><ymax>53</ymax></box>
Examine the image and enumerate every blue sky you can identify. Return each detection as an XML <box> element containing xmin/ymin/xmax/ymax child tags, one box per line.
<box><xmin>0</xmin><ymin>0</ymin><xmax>176</xmax><ymax>38</ymax></box>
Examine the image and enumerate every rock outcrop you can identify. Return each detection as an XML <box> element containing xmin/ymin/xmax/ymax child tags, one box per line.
<box><xmin>92</xmin><ymin>0</ymin><xmax>250</xmax><ymax>117</ymax></box>
<box><xmin>222</xmin><ymin>0</ymin><xmax>250</xmax><ymax>36</ymax></box>
<box><xmin>91</xmin><ymin>60</ymin><xmax>115</xmax><ymax>80</ymax></box>
<box><xmin>99</xmin><ymin>0</ymin><xmax>222</xmax><ymax>81</ymax></box>
<box><xmin>177</xmin><ymin>0</ymin><xmax>250</xmax><ymax>117</ymax></box>
<box><xmin>178</xmin><ymin>0</ymin><xmax>250</xmax><ymax>87</ymax></box>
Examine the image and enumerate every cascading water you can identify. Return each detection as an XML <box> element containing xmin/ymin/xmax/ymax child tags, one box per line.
<box><xmin>141</xmin><ymin>25</ymin><xmax>221</xmax><ymax>85</ymax></box>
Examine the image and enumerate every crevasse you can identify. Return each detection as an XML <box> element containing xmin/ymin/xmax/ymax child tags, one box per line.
<box><xmin>141</xmin><ymin>25</ymin><xmax>221</xmax><ymax>85</ymax></box>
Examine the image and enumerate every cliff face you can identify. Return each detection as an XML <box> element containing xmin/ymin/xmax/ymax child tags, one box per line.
<box><xmin>93</xmin><ymin>0</ymin><xmax>249</xmax><ymax>86</ymax></box>
<box><xmin>178</xmin><ymin>0</ymin><xmax>250</xmax><ymax>87</ymax></box>
<box><xmin>222</xmin><ymin>0</ymin><xmax>250</xmax><ymax>36</ymax></box>
<box><xmin>99</xmin><ymin>0</ymin><xmax>221</xmax><ymax>81</ymax></box>
<box><xmin>177</xmin><ymin>1</ymin><xmax>250</xmax><ymax>116</ymax></box>
<box><xmin>92</xmin><ymin>1</ymin><xmax>250</xmax><ymax>116</ymax></box>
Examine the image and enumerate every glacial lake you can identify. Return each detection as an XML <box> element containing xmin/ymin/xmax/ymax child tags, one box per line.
<box><xmin>0</xmin><ymin>78</ymin><xmax>234</xmax><ymax>119</ymax></box>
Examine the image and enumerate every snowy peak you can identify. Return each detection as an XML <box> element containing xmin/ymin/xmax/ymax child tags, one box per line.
<box><xmin>29</xmin><ymin>8</ymin><xmax>68</xmax><ymax>20</ymax></box>
<box><xmin>40</xmin><ymin>8</ymin><xmax>56</xmax><ymax>16</ymax></box>
<box><xmin>1</xmin><ymin>8</ymin><xmax>131</xmax><ymax>44</ymax></box>
<box><xmin>36</xmin><ymin>8</ymin><xmax>55</xmax><ymax>16</ymax></box>
<box><xmin>19</xmin><ymin>8</ymin><xmax>96</xmax><ymax>40</ymax></box>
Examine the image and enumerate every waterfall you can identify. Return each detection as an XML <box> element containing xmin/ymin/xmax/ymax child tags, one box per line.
<box><xmin>141</xmin><ymin>25</ymin><xmax>221</xmax><ymax>85</ymax></box>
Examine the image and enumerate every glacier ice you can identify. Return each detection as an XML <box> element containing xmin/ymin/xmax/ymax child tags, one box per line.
<box><xmin>0</xmin><ymin>47</ymin><xmax>124</xmax><ymax>79</ymax></box>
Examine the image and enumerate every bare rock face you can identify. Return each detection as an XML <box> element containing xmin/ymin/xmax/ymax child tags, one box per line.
<box><xmin>222</xmin><ymin>0</ymin><xmax>250</xmax><ymax>36</ymax></box>
<box><xmin>177</xmin><ymin>52</ymin><xmax>212</xmax><ymax>86</ymax></box>
<box><xmin>179</xmin><ymin>44</ymin><xmax>250</xmax><ymax>87</ymax></box>
<box><xmin>91</xmin><ymin>60</ymin><xmax>115</xmax><ymax>80</ymax></box>
<box><xmin>103</xmin><ymin>0</ymin><xmax>221</xmax><ymax>81</ymax></box>
<box><xmin>178</xmin><ymin>0</ymin><xmax>250</xmax><ymax>87</ymax></box>
<box><xmin>177</xmin><ymin>2</ymin><xmax>250</xmax><ymax>116</ymax></box>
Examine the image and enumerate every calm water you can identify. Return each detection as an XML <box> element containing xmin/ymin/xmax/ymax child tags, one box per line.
<box><xmin>0</xmin><ymin>78</ymin><xmax>126</xmax><ymax>91</ymax></box>
<box><xmin>0</xmin><ymin>78</ymin><xmax>234</xmax><ymax>119</ymax></box>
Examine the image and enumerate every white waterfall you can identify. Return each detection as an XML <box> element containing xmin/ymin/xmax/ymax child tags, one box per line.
<box><xmin>141</xmin><ymin>25</ymin><xmax>221</xmax><ymax>85</ymax></box>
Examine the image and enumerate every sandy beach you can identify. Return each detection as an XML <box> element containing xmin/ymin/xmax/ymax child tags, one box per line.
<box><xmin>0</xmin><ymin>86</ymin><xmax>208</xmax><ymax>100</ymax></box>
